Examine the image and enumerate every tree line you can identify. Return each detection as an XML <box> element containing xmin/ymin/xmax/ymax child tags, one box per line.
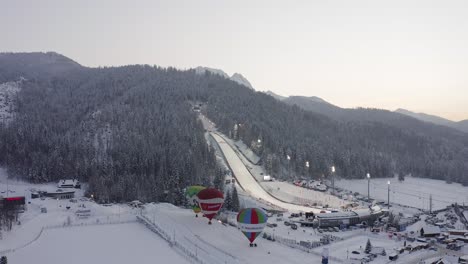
<box><xmin>0</xmin><ymin>52</ymin><xmax>467</xmax><ymax>208</ymax></box>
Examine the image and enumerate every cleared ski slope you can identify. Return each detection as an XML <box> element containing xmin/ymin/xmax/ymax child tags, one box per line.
<box><xmin>211</xmin><ymin>133</ymin><xmax>320</xmax><ymax>213</ymax></box>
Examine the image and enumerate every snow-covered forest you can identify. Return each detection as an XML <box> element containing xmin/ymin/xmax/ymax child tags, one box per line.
<box><xmin>0</xmin><ymin>52</ymin><xmax>467</xmax><ymax>204</ymax></box>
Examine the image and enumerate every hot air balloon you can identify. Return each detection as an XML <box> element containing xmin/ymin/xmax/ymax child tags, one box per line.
<box><xmin>185</xmin><ymin>186</ymin><xmax>206</xmax><ymax>217</ymax></box>
<box><xmin>197</xmin><ymin>188</ymin><xmax>224</xmax><ymax>224</ymax></box>
<box><xmin>237</xmin><ymin>208</ymin><xmax>268</xmax><ymax>247</ymax></box>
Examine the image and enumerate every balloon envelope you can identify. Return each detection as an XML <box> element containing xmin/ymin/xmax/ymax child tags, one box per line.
<box><xmin>237</xmin><ymin>208</ymin><xmax>268</xmax><ymax>243</ymax></box>
<box><xmin>185</xmin><ymin>186</ymin><xmax>206</xmax><ymax>214</ymax></box>
<box><xmin>197</xmin><ymin>188</ymin><xmax>224</xmax><ymax>221</ymax></box>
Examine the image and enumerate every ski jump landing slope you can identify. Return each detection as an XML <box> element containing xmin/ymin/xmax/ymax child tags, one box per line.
<box><xmin>211</xmin><ymin>133</ymin><xmax>320</xmax><ymax>213</ymax></box>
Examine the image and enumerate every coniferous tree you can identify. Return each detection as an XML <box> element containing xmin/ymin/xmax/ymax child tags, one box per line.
<box><xmin>232</xmin><ymin>187</ymin><xmax>240</xmax><ymax>212</ymax></box>
<box><xmin>224</xmin><ymin>190</ymin><xmax>232</xmax><ymax>211</ymax></box>
<box><xmin>365</xmin><ymin>239</ymin><xmax>372</xmax><ymax>254</ymax></box>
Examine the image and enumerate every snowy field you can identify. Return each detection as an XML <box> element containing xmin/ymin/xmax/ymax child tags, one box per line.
<box><xmin>6</xmin><ymin>223</ymin><xmax>189</xmax><ymax>264</ymax></box>
<box><xmin>2</xmin><ymin>166</ymin><xmax>466</xmax><ymax>264</ymax></box>
<box><xmin>336</xmin><ymin>177</ymin><xmax>468</xmax><ymax>210</ymax></box>
<box><xmin>143</xmin><ymin>203</ymin><xmax>323</xmax><ymax>264</ymax></box>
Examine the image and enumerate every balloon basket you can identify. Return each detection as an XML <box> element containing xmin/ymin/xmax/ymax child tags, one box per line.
<box><xmin>208</xmin><ymin>221</ymin><xmax>212</xmax><ymax>225</ymax></box>
<box><xmin>249</xmin><ymin>243</ymin><xmax>253</xmax><ymax>247</ymax></box>
<box><xmin>195</xmin><ymin>214</ymin><xmax>198</xmax><ymax>218</ymax></box>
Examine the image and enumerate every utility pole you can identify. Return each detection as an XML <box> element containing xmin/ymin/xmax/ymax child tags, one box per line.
<box><xmin>331</xmin><ymin>166</ymin><xmax>336</xmax><ymax>195</ymax></box>
<box><xmin>367</xmin><ymin>173</ymin><xmax>371</xmax><ymax>201</ymax></box>
<box><xmin>429</xmin><ymin>194</ymin><xmax>433</xmax><ymax>214</ymax></box>
<box><xmin>387</xmin><ymin>181</ymin><xmax>390</xmax><ymax>209</ymax></box>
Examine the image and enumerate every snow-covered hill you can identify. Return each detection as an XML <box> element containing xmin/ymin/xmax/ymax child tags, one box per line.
<box><xmin>195</xmin><ymin>66</ymin><xmax>254</xmax><ymax>90</ymax></box>
<box><xmin>230</xmin><ymin>73</ymin><xmax>253</xmax><ymax>89</ymax></box>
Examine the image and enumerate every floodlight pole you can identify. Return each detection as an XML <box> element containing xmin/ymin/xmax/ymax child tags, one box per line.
<box><xmin>387</xmin><ymin>181</ymin><xmax>390</xmax><ymax>209</ymax></box>
<box><xmin>367</xmin><ymin>173</ymin><xmax>371</xmax><ymax>201</ymax></box>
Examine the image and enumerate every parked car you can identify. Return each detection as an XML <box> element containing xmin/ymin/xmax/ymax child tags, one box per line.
<box><xmin>284</xmin><ymin>221</ymin><xmax>291</xmax><ymax>226</ymax></box>
<box><xmin>291</xmin><ymin>224</ymin><xmax>298</xmax><ymax>230</ymax></box>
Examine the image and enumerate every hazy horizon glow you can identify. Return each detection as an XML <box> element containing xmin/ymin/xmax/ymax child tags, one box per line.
<box><xmin>1</xmin><ymin>0</ymin><xmax>467</xmax><ymax>121</ymax></box>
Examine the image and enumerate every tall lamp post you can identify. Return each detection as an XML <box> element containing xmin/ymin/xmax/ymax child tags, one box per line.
<box><xmin>387</xmin><ymin>181</ymin><xmax>391</xmax><ymax>209</ymax></box>
<box><xmin>305</xmin><ymin>161</ymin><xmax>310</xmax><ymax>178</ymax></box>
<box><xmin>366</xmin><ymin>173</ymin><xmax>371</xmax><ymax>201</ymax></box>
<box><xmin>331</xmin><ymin>166</ymin><xmax>336</xmax><ymax>195</ymax></box>
<box><xmin>287</xmin><ymin>155</ymin><xmax>291</xmax><ymax>179</ymax></box>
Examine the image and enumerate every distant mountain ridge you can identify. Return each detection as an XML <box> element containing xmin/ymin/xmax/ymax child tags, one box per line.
<box><xmin>265</xmin><ymin>90</ymin><xmax>286</xmax><ymax>101</ymax></box>
<box><xmin>395</xmin><ymin>108</ymin><xmax>468</xmax><ymax>133</ymax></box>
<box><xmin>0</xmin><ymin>52</ymin><xmax>82</xmax><ymax>82</ymax></box>
<box><xmin>264</xmin><ymin>91</ymin><xmax>468</xmax><ymax>134</ymax></box>
<box><xmin>194</xmin><ymin>66</ymin><xmax>254</xmax><ymax>90</ymax></box>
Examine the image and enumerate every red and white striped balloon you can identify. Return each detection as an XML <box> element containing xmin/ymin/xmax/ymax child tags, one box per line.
<box><xmin>197</xmin><ymin>188</ymin><xmax>224</xmax><ymax>224</ymax></box>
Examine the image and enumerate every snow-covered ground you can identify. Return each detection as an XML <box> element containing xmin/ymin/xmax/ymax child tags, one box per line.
<box><xmin>0</xmin><ymin>168</ymin><xmax>163</xmax><ymax>263</ymax></box>
<box><xmin>143</xmin><ymin>203</ymin><xmax>323</xmax><ymax>264</ymax></box>
<box><xmin>2</xmin><ymin>166</ymin><xmax>466</xmax><ymax>264</ymax></box>
<box><xmin>6</xmin><ymin>223</ymin><xmax>190</xmax><ymax>264</ymax></box>
<box><xmin>336</xmin><ymin>177</ymin><xmax>468</xmax><ymax>210</ymax></box>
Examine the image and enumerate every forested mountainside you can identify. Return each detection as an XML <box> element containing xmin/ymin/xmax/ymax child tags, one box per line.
<box><xmin>0</xmin><ymin>58</ymin><xmax>222</xmax><ymax>203</ymax></box>
<box><xmin>396</xmin><ymin>108</ymin><xmax>468</xmax><ymax>133</ymax></box>
<box><xmin>206</xmin><ymin>89</ymin><xmax>468</xmax><ymax>185</ymax></box>
<box><xmin>0</xmin><ymin>53</ymin><xmax>467</xmax><ymax>204</ymax></box>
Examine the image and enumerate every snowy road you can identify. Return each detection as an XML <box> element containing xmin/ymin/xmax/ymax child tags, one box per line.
<box><xmin>211</xmin><ymin>133</ymin><xmax>321</xmax><ymax>213</ymax></box>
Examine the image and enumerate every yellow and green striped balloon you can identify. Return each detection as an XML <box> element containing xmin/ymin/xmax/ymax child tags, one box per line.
<box><xmin>185</xmin><ymin>185</ymin><xmax>206</xmax><ymax>216</ymax></box>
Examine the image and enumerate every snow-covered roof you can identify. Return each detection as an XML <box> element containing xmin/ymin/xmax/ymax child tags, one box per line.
<box><xmin>421</xmin><ymin>225</ymin><xmax>441</xmax><ymax>235</ymax></box>
<box><xmin>316</xmin><ymin>211</ymin><xmax>357</xmax><ymax>219</ymax></box>
<box><xmin>58</xmin><ymin>179</ymin><xmax>79</xmax><ymax>185</ymax></box>
<box><xmin>354</xmin><ymin>209</ymin><xmax>371</xmax><ymax>218</ymax></box>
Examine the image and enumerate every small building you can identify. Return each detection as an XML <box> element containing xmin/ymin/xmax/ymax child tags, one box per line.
<box><xmin>57</xmin><ymin>179</ymin><xmax>81</xmax><ymax>189</ymax></box>
<box><xmin>316</xmin><ymin>211</ymin><xmax>359</xmax><ymax>227</ymax></box>
<box><xmin>447</xmin><ymin>229</ymin><xmax>468</xmax><ymax>236</ymax></box>
<box><xmin>420</xmin><ymin>225</ymin><xmax>441</xmax><ymax>237</ymax></box>
<box><xmin>44</xmin><ymin>190</ymin><xmax>75</xmax><ymax>200</ymax></box>
<box><xmin>388</xmin><ymin>252</ymin><xmax>398</xmax><ymax>261</ymax></box>
<box><xmin>459</xmin><ymin>255</ymin><xmax>468</xmax><ymax>264</ymax></box>
<box><xmin>75</xmin><ymin>209</ymin><xmax>91</xmax><ymax>218</ymax></box>
<box><xmin>129</xmin><ymin>200</ymin><xmax>143</xmax><ymax>208</ymax></box>
<box><xmin>0</xmin><ymin>196</ymin><xmax>25</xmax><ymax>210</ymax></box>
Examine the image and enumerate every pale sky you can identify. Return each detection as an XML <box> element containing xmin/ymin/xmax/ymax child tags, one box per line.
<box><xmin>1</xmin><ymin>0</ymin><xmax>468</xmax><ymax>121</ymax></box>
